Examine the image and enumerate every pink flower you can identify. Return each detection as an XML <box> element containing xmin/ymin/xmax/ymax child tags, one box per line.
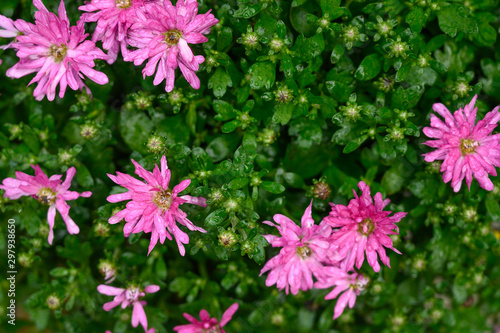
<box><xmin>125</xmin><ymin>0</ymin><xmax>219</xmax><ymax>92</ymax></box>
<box><xmin>323</xmin><ymin>181</ymin><xmax>406</xmax><ymax>273</ymax></box>
<box><xmin>79</xmin><ymin>0</ymin><xmax>152</xmax><ymax>64</ymax></box>
<box><xmin>314</xmin><ymin>267</ymin><xmax>368</xmax><ymax>319</ymax></box>
<box><xmin>98</xmin><ymin>283</ymin><xmax>159</xmax><ymax>333</ymax></box>
<box><xmin>259</xmin><ymin>201</ymin><xmax>334</xmax><ymax>295</ymax></box>
<box><xmin>173</xmin><ymin>303</ymin><xmax>239</xmax><ymax>333</ymax></box>
<box><xmin>98</xmin><ymin>261</ymin><xmax>116</xmax><ymax>284</ymax></box>
<box><xmin>107</xmin><ymin>155</ymin><xmax>207</xmax><ymax>256</ymax></box>
<box><xmin>422</xmin><ymin>95</ymin><xmax>500</xmax><ymax>192</ymax></box>
<box><xmin>0</xmin><ymin>14</ymin><xmax>33</xmax><ymax>49</ymax></box>
<box><xmin>0</xmin><ymin>165</ymin><xmax>92</xmax><ymax>244</ymax></box>
<box><xmin>5</xmin><ymin>0</ymin><xmax>109</xmax><ymax>101</ymax></box>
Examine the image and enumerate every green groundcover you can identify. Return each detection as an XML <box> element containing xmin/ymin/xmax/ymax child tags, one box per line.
<box><xmin>1</xmin><ymin>0</ymin><xmax>500</xmax><ymax>332</ymax></box>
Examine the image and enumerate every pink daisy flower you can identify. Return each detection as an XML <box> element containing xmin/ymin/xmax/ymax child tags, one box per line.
<box><xmin>107</xmin><ymin>155</ymin><xmax>207</xmax><ymax>256</ymax></box>
<box><xmin>79</xmin><ymin>0</ymin><xmax>152</xmax><ymax>64</ymax></box>
<box><xmin>5</xmin><ymin>0</ymin><xmax>109</xmax><ymax>101</ymax></box>
<box><xmin>0</xmin><ymin>14</ymin><xmax>34</xmax><ymax>49</ymax></box>
<box><xmin>314</xmin><ymin>267</ymin><xmax>369</xmax><ymax>319</ymax></box>
<box><xmin>422</xmin><ymin>94</ymin><xmax>500</xmax><ymax>192</ymax></box>
<box><xmin>0</xmin><ymin>165</ymin><xmax>92</xmax><ymax>244</ymax></box>
<box><xmin>173</xmin><ymin>303</ymin><xmax>239</xmax><ymax>333</ymax></box>
<box><xmin>125</xmin><ymin>0</ymin><xmax>219</xmax><ymax>92</ymax></box>
<box><xmin>259</xmin><ymin>201</ymin><xmax>334</xmax><ymax>295</ymax></box>
<box><xmin>98</xmin><ymin>283</ymin><xmax>159</xmax><ymax>333</ymax></box>
<box><xmin>322</xmin><ymin>181</ymin><xmax>406</xmax><ymax>273</ymax></box>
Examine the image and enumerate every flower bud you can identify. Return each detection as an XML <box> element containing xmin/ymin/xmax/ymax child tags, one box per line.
<box><xmin>80</xmin><ymin>123</ymin><xmax>98</xmax><ymax>140</ymax></box>
<box><xmin>98</xmin><ymin>260</ymin><xmax>116</xmax><ymax>283</ymax></box>
<box><xmin>94</xmin><ymin>222</ymin><xmax>110</xmax><ymax>237</ymax></box>
<box><xmin>18</xmin><ymin>252</ymin><xmax>34</xmax><ymax>267</ymax></box>
<box><xmin>312</xmin><ymin>179</ymin><xmax>331</xmax><ymax>200</ymax></box>
<box><xmin>224</xmin><ymin>199</ymin><xmax>239</xmax><ymax>212</ymax></box>
<box><xmin>240</xmin><ymin>240</ymin><xmax>255</xmax><ymax>255</ymax></box>
<box><xmin>46</xmin><ymin>295</ymin><xmax>61</xmax><ymax>310</ymax></box>
<box><xmin>271</xmin><ymin>312</ymin><xmax>284</xmax><ymax>326</ymax></box>
<box><xmin>257</xmin><ymin>128</ymin><xmax>278</xmax><ymax>146</ymax></box>
<box><xmin>274</xmin><ymin>85</ymin><xmax>294</xmax><ymax>104</ymax></box>
<box><xmin>218</xmin><ymin>229</ymin><xmax>238</xmax><ymax>248</ymax></box>
<box><xmin>146</xmin><ymin>134</ymin><xmax>165</xmax><ymax>154</ymax></box>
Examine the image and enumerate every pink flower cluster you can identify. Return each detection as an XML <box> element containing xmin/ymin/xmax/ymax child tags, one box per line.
<box><xmin>423</xmin><ymin>95</ymin><xmax>500</xmax><ymax>192</ymax></box>
<box><xmin>1</xmin><ymin>0</ymin><xmax>218</xmax><ymax>100</ymax></box>
<box><xmin>260</xmin><ymin>182</ymin><xmax>406</xmax><ymax>319</ymax></box>
<box><xmin>0</xmin><ymin>165</ymin><xmax>91</xmax><ymax>244</ymax></box>
<box><xmin>79</xmin><ymin>0</ymin><xmax>219</xmax><ymax>91</ymax></box>
<box><xmin>1</xmin><ymin>0</ymin><xmax>109</xmax><ymax>101</ymax></box>
<box><xmin>106</xmin><ymin>155</ymin><xmax>207</xmax><ymax>256</ymax></box>
<box><xmin>98</xmin><ymin>283</ymin><xmax>159</xmax><ymax>333</ymax></box>
<box><xmin>174</xmin><ymin>303</ymin><xmax>239</xmax><ymax>333</ymax></box>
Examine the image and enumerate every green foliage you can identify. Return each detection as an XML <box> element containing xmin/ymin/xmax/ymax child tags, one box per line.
<box><xmin>1</xmin><ymin>0</ymin><xmax>500</xmax><ymax>332</ymax></box>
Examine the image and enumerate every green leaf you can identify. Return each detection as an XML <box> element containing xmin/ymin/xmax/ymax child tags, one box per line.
<box><xmin>208</xmin><ymin>67</ymin><xmax>233</xmax><ymax>98</ymax></box>
<box><xmin>276</xmin><ymin>20</ymin><xmax>286</xmax><ymax>39</ymax></box>
<box><xmin>485</xmin><ymin>193</ymin><xmax>500</xmax><ymax>220</ymax></box>
<box><xmin>376</xmin><ymin>135</ymin><xmax>396</xmax><ymax>160</ymax></box>
<box><xmin>355</xmin><ymin>54</ymin><xmax>382</xmax><ymax>81</ymax></box>
<box><xmin>213</xmin><ymin>100</ymin><xmax>237</xmax><ymax>121</ymax></box>
<box><xmin>155</xmin><ymin>257</ymin><xmax>168</xmax><ymax>280</ymax></box>
<box><xmin>326</xmin><ymin>81</ymin><xmax>354</xmax><ymax>103</ymax></box>
<box><xmin>50</xmin><ymin>267</ymin><xmax>68</xmax><ymax>277</ymax></box>
<box><xmin>381</xmin><ymin>165</ymin><xmax>406</xmax><ymax>194</ymax></box>
<box><xmin>217</xmin><ymin>27</ymin><xmax>233</xmax><ymax>51</ymax></box>
<box><xmin>437</xmin><ymin>4</ymin><xmax>478</xmax><ymax>38</ymax></box>
<box><xmin>75</xmin><ymin>164</ymin><xmax>94</xmax><ymax>188</ymax></box>
<box><xmin>292</xmin><ymin>0</ymin><xmax>307</xmax><ymax>6</ymax></box>
<box><xmin>452</xmin><ymin>275</ymin><xmax>468</xmax><ymax>304</ymax></box>
<box><xmin>222</xmin><ymin>120</ymin><xmax>241</xmax><ymax>133</ymax></box>
<box><xmin>471</xmin><ymin>12</ymin><xmax>497</xmax><ymax>47</ymax></box>
<box><xmin>157</xmin><ymin>115</ymin><xmax>190</xmax><ymax>145</ymax></box>
<box><xmin>283</xmin><ymin>172</ymin><xmax>305</xmax><ymax>189</ymax></box>
<box><xmin>292</xmin><ymin>34</ymin><xmax>325</xmax><ymax>61</ymax></box>
<box><xmin>119</xmin><ymin>109</ymin><xmax>153</xmax><ymax>154</ymax></box>
<box><xmin>23</xmin><ymin>125</ymin><xmax>40</xmax><ymax>154</ymax></box>
<box><xmin>272</xmin><ymin>103</ymin><xmax>294</xmax><ymax>125</ymax></box>
<box><xmin>205</xmin><ymin>208</ymin><xmax>229</xmax><ymax>227</ymax></box>
<box><xmin>280</xmin><ymin>53</ymin><xmax>294</xmax><ymax>77</ymax></box>
<box><xmin>261</xmin><ymin>181</ymin><xmax>285</xmax><ymax>194</ymax></box>
<box><xmin>228</xmin><ymin>177</ymin><xmax>250</xmax><ymax>190</ymax></box>
<box><xmin>406</xmin><ymin>6</ymin><xmax>425</xmax><ymax>33</ymax></box>
<box><xmin>405</xmin><ymin>67</ymin><xmax>437</xmax><ymax>86</ymax></box>
<box><xmin>0</xmin><ymin>131</ymin><xmax>9</xmax><ymax>148</ymax></box>
<box><xmin>234</xmin><ymin>3</ymin><xmax>263</xmax><ymax>18</ymax></box>
<box><xmin>429</xmin><ymin>60</ymin><xmax>447</xmax><ymax>74</ymax></box>
<box><xmin>288</xmin><ymin>118</ymin><xmax>323</xmax><ymax>149</ymax></box>
<box><xmin>206</xmin><ymin>134</ymin><xmax>239</xmax><ymax>162</ymax></box>
<box><xmin>320</xmin><ymin>0</ymin><xmax>340</xmax><ymax>16</ymax></box>
<box><xmin>330</xmin><ymin>44</ymin><xmax>344</xmax><ymax>64</ymax></box>
<box><xmin>395</xmin><ymin>61</ymin><xmax>413</xmax><ymax>82</ymax></box>
<box><xmin>391</xmin><ymin>85</ymin><xmax>424</xmax><ymax>109</ymax></box>
<box><xmin>248</xmin><ymin>61</ymin><xmax>276</xmax><ymax>90</ymax></box>
<box><xmin>343</xmin><ymin>135</ymin><xmax>368</xmax><ymax>153</ymax></box>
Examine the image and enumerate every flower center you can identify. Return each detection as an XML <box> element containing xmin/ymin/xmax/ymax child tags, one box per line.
<box><xmin>460</xmin><ymin>138</ymin><xmax>478</xmax><ymax>155</ymax></box>
<box><xmin>296</xmin><ymin>245</ymin><xmax>312</xmax><ymax>259</ymax></box>
<box><xmin>202</xmin><ymin>325</ymin><xmax>221</xmax><ymax>333</ymax></box>
<box><xmin>49</xmin><ymin>44</ymin><xmax>68</xmax><ymax>62</ymax></box>
<box><xmin>153</xmin><ymin>189</ymin><xmax>173</xmax><ymax>211</ymax></box>
<box><xmin>352</xmin><ymin>274</ymin><xmax>369</xmax><ymax>292</ymax></box>
<box><xmin>125</xmin><ymin>287</ymin><xmax>140</xmax><ymax>302</ymax></box>
<box><xmin>36</xmin><ymin>188</ymin><xmax>56</xmax><ymax>206</ymax></box>
<box><xmin>358</xmin><ymin>218</ymin><xmax>375</xmax><ymax>236</ymax></box>
<box><xmin>115</xmin><ymin>0</ymin><xmax>131</xmax><ymax>9</ymax></box>
<box><xmin>164</xmin><ymin>30</ymin><xmax>182</xmax><ymax>46</ymax></box>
